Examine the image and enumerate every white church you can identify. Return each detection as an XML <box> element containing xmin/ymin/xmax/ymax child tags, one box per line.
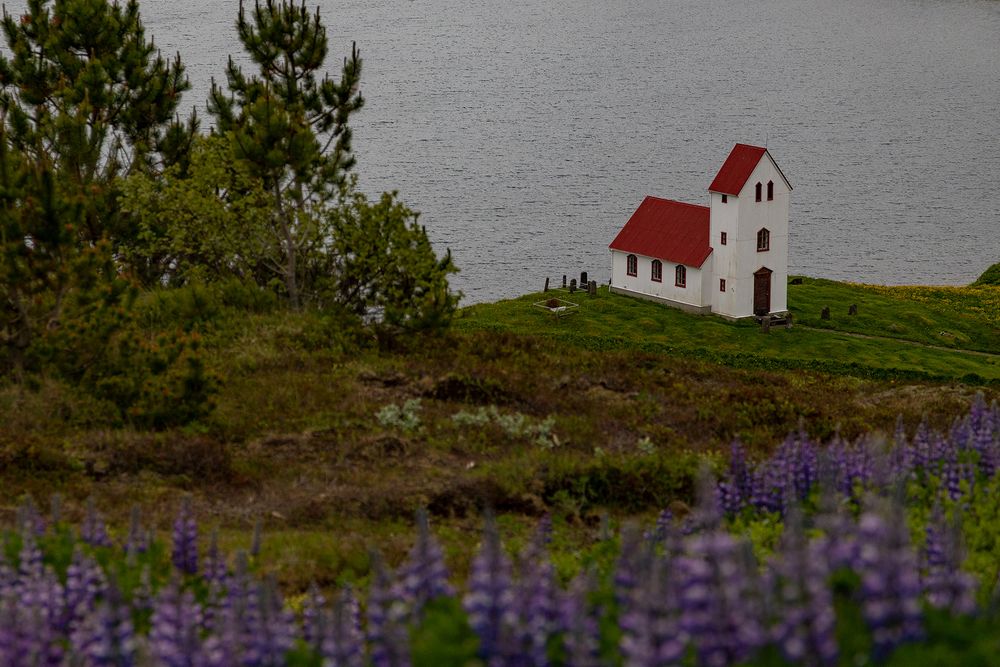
<box><xmin>609</xmin><ymin>143</ymin><xmax>791</xmax><ymax>319</ymax></box>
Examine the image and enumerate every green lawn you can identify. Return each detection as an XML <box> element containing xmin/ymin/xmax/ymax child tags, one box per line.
<box><xmin>455</xmin><ymin>279</ymin><xmax>1000</xmax><ymax>384</ymax></box>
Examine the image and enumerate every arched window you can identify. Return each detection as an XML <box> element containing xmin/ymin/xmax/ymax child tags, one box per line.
<box><xmin>757</xmin><ymin>228</ymin><xmax>770</xmax><ymax>252</ymax></box>
<box><xmin>651</xmin><ymin>259</ymin><xmax>662</xmax><ymax>282</ymax></box>
<box><xmin>626</xmin><ymin>254</ymin><xmax>637</xmax><ymax>276</ymax></box>
<box><xmin>675</xmin><ymin>265</ymin><xmax>687</xmax><ymax>288</ymax></box>
<box><xmin>767</xmin><ymin>180</ymin><xmax>774</xmax><ymax>201</ymax></box>
<box><xmin>755</xmin><ymin>182</ymin><xmax>762</xmax><ymax>202</ymax></box>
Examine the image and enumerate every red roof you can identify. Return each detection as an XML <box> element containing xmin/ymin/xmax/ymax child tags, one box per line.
<box><xmin>707</xmin><ymin>143</ymin><xmax>767</xmax><ymax>196</ymax></box>
<box><xmin>608</xmin><ymin>196</ymin><xmax>712</xmax><ymax>267</ymax></box>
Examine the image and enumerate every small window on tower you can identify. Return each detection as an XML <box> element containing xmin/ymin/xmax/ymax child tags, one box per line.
<box><xmin>721</xmin><ymin>194</ymin><xmax>728</xmax><ymax>203</ymax></box>
<box><xmin>721</xmin><ymin>232</ymin><xmax>727</xmax><ymax>245</ymax></box>
<box><xmin>767</xmin><ymin>181</ymin><xmax>774</xmax><ymax>201</ymax></box>
<box><xmin>755</xmin><ymin>182</ymin><xmax>762</xmax><ymax>202</ymax></box>
<box><xmin>720</xmin><ymin>279</ymin><xmax>726</xmax><ymax>292</ymax></box>
<box><xmin>757</xmin><ymin>228</ymin><xmax>770</xmax><ymax>252</ymax></box>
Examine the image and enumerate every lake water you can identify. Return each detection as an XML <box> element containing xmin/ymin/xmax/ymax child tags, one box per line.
<box><xmin>8</xmin><ymin>0</ymin><xmax>1000</xmax><ymax>302</ymax></box>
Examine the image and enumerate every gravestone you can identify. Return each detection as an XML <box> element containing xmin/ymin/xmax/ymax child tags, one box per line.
<box><xmin>785</xmin><ymin>313</ymin><xmax>794</xmax><ymax>330</ymax></box>
<box><xmin>569</xmin><ymin>278</ymin><xmax>577</xmax><ymax>293</ymax></box>
<box><xmin>588</xmin><ymin>280</ymin><xmax>597</xmax><ymax>296</ymax></box>
<box><xmin>849</xmin><ymin>304</ymin><xmax>858</xmax><ymax>315</ymax></box>
<box><xmin>790</xmin><ymin>277</ymin><xmax>803</xmax><ymax>285</ymax></box>
<box><xmin>762</xmin><ymin>316</ymin><xmax>771</xmax><ymax>333</ymax></box>
<box><xmin>581</xmin><ymin>271</ymin><xmax>588</xmax><ymax>286</ymax></box>
<box><xmin>544</xmin><ymin>277</ymin><xmax>549</xmax><ymax>292</ymax></box>
<box><xmin>821</xmin><ymin>307</ymin><xmax>830</xmax><ymax>320</ymax></box>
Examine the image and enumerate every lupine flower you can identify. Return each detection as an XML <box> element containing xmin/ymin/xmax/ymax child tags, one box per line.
<box><xmin>367</xmin><ymin>553</ymin><xmax>411</xmax><ymax>667</ymax></box>
<box><xmin>172</xmin><ymin>498</ymin><xmax>199</xmax><ymax>576</ymax></box>
<box><xmin>619</xmin><ymin>544</ymin><xmax>685</xmax><ymax>667</ymax></box>
<box><xmin>464</xmin><ymin>516</ymin><xmax>516</xmax><ymax>664</ymax></box>
<box><xmin>148</xmin><ymin>581</ymin><xmax>205</xmax><ymax>666</ymax></box>
<box><xmin>396</xmin><ymin>509</ymin><xmax>454</xmax><ymax>620</ymax></box>
<box><xmin>70</xmin><ymin>584</ymin><xmax>136</xmax><ymax>667</ymax></box>
<box><xmin>767</xmin><ymin>511</ymin><xmax>838</xmax><ymax>666</ymax></box>
<box><xmin>80</xmin><ymin>498</ymin><xmax>112</xmax><ymax>549</ymax></box>
<box><xmin>559</xmin><ymin>569</ymin><xmax>602</xmax><ymax>667</ymax></box>
<box><xmin>62</xmin><ymin>547</ymin><xmax>109</xmax><ymax>634</ymax></box>
<box><xmin>922</xmin><ymin>505</ymin><xmax>977</xmax><ymax>616</ymax></box>
<box><xmin>511</xmin><ymin>517</ymin><xmax>557</xmax><ymax>667</ymax></box>
<box><xmin>856</xmin><ymin>504</ymin><xmax>923</xmax><ymax>660</ymax></box>
<box><xmin>679</xmin><ymin>528</ymin><xmax>764</xmax><ymax>666</ymax></box>
<box><xmin>124</xmin><ymin>506</ymin><xmax>148</xmax><ymax>559</ymax></box>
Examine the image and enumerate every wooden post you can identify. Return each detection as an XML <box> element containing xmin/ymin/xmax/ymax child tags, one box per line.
<box><xmin>849</xmin><ymin>304</ymin><xmax>858</xmax><ymax>315</ymax></box>
<box><xmin>785</xmin><ymin>313</ymin><xmax>793</xmax><ymax>330</ymax></box>
<box><xmin>544</xmin><ymin>277</ymin><xmax>550</xmax><ymax>292</ymax></box>
<box><xmin>762</xmin><ymin>316</ymin><xmax>771</xmax><ymax>333</ymax></box>
<box><xmin>821</xmin><ymin>307</ymin><xmax>830</xmax><ymax>320</ymax></box>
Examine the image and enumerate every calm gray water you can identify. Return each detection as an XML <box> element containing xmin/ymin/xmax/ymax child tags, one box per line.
<box><xmin>9</xmin><ymin>0</ymin><xmax>1000</xmax><ymax>302</ymax></box>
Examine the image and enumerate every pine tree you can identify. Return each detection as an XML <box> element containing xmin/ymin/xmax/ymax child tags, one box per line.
<box><xmin>208</xmin><ymin>0</ymin><xmax>363</xmax><ymax>309</ymax></box>
<box><xmin>0</xmin><ymin>0</ymin><xmax>199</xmax><ymax>247</ymax></box>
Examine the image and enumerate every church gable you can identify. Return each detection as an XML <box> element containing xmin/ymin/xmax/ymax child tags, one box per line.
<box><xmin>708</xmin><ymin>144</ymin><xmax>792</xmax><ymax>198</ymax></box>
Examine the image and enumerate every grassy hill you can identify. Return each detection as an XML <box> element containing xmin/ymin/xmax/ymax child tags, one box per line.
<box><xmin>457</xmin><ymin>277</ymin><xmax>1000</xmax><ymax>384</ymax></box>
<box><xmin>0</xmin><ymin>276</ymin><xmax>997</xmax><ymax>588</ymax></box>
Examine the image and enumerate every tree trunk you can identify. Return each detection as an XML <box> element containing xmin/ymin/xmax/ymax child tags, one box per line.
<box><xmin>274</xmin><ymin>188</ymin><xmax>300</xmax><ymax>310</ymax></box>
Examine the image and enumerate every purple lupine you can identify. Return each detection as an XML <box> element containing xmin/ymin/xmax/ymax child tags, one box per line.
<box><xmin>619</xmin><ymin>547</ymin><xmax>685</xmax><ymax>667</ymax></box>
<box><xmin>301</xmin><ymin>584</ymin><xmax>327</xmax><ymax>649</ymax></box>
<box><xmin>148</xmin><ymin>581</ymin><xmax>206</xmax><ymax>667</ymax></box>
<box><xmin>367</xmin><ymin>554</ymin><xmax>411</xmax><ymax>667</ymax></box>
<box><xmin>319</xmin><ymin>586</ymin><xmax>365</xmax><ymax>667</ymax></box>
<box><xmin>464</xmin><ymin>516</ymin><xmax>516</xmax><ymax>664</ymax></box>
<box><xmin>922</xmin><ymin>506</ymin><xmax>977</xmax><ymax>616</ymax></box>
<box><xmin>16</xmin><ymin>496</ymin><xmax>47</xmax><ymax>537</ymax></box>
<box><xmin>70</xmin><ymin>584</ymin><xmax>136</xmax><ymax>666</ymax></box>
<box><xmin>767</xmin><ymin>512</ymin><xmax>838</xmax><ymax>666</ymax></box>
<box><xmin>396</xmin><ymin>509</ymin><xmax>454</xmax><ymax>620</ymax></box>
<box><xmin>511</xmin><ymin>517</ymin><xmax>557</xmax><ymax>667</ymax></box>
<box><xmin>204</xmin><ymin>531</ymin><xmax>228</xmax><ymax>587</ymax></box>
<box><xmin>679</xmin><ymin>528</ymin><xmax>764</xmax><ymax>666</ymax></box>
<box><xmin>81</xmin><ymin>498</ymin><xmax>113</xmax><ymax>549</ymax></box>
<box><xmin>559</xmin><ymin>569</ymin><xmax>602</xmax><ymax>667</ymax></box>
<box><xmin>856</xmin><ymin>505</ymin><xmax>923</xmax><ymax>660</ymax></box>
<box><xmin>2</xmin><ymin>552</ymin><xmax>65</xmax><ymax>667</ymax></box>
<box><xmin>172</xmin><ymin>498</ymin><xmax>199</xmax><ymax>576</ymax></box>
<box><xmin>124</xmin><ymin>506</ymin><xmax>149</xmax><ymax>559</ymax></box>
<box><xmin>62</xmin><ymin>547</ymin><xmax>109</xmax><ymax>634</ymax></box>
<box><xmin>718</xmin><ymin>440</ymin><xmax>751</xmax><ymax>514</ymax></box>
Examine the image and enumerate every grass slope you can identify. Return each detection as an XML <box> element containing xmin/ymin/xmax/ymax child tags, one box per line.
<box><xmin>0</xmin><ymin>276</ymin><xmax>997</xmax><ymax>590</ymax></box>
<box><xmin>456</xmin><ymin>279</ymin><xmax>1000</xmax><ymax>383</ymax></box>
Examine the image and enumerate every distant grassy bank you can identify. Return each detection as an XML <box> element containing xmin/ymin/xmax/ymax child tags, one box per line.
<box><xmin>1</xmin><ymin>273</ymin><xmax>997</xmax><ymax>591</ymax></box>
<box><xmin>456</xmin><ymin>276</ymin><xmax>1000</xmax><ymax>385</ymax></box>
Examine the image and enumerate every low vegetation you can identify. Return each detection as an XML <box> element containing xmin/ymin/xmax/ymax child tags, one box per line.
<box><xmin>1</xmin><ymin>275</ymin><xmax>997</xmax><ymax>596</ymax></box>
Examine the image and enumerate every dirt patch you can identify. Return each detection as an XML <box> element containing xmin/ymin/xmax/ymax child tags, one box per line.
<box><xmin>425</xmin><ymin>373</ymin><xmax>513</xmax><ymax>405</ymax></box>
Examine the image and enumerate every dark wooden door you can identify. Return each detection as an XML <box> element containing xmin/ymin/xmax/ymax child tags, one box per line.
<box><xmin>754</xmin><ymin>267</ymin><xmax>772</xmax><ymax>315</ymax></box>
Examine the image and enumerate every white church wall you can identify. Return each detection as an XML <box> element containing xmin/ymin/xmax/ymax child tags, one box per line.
<box><xmin>610</xmin><ymin>250</ymin><xmax>708</xmax><ymax>311</ymax></box>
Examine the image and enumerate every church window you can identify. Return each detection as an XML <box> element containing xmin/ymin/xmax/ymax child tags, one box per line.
<box><xmin>721</xmin><ymin>232</ymin><xmax>727</xmax><ymax>245</ymax></box>
<box><xmin>757</xmin><ymin>228</ymin><xmax>770</xmax><ymax>252</ymax></box>
<box><xmin>720</xmin><ymin>278</ymin><xmax>726</xmax><ymax>292</ymax></box>
<box><xmin>675</xmin><ymin>265</ymin><xmax>687</xmax><ymax>288</ymax></box>
<box><xmin>721</xmin><ymin>194</ymin><xmax>728</xmax><ymax>203</ymax></box>
<box><xmin>651</xmin><ymin>260</ymin><xmax>662</xmax><ymax>282</ymax></box>
<box><xmin>767</xmin><ymin>181</ymin><xmax>774</xmax><ymax>200</ymax></box>
<box><xmin>755</xmin><ymin>182</ymin><xmax>762</xmax><ymax>202</ymax></box>
<box><xmin>626</xmin><ymin>254</ymin><xmax>637</xmax><ymax>276</ymax></box>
